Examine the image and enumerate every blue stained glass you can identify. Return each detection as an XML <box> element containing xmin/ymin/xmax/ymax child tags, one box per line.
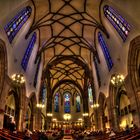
<box><xmin>4</xmin><ymin>6</ymin><xmax>32</xmax><ymax>43</ymax></box>
<box><xmin>88</xmin><ymin>86</ymin><xmax>93</xmax><ymax>106</ymax></box>
<box><xmin>64</xmin><ymin>93</ymin><xmax>70</xmax><ymax>113</ymax></box>
<box><xmin>41</xmin><ymin>84</ymin><xmax>47</xmax><ymax>104</ymax></box>
<box><xmin>21</xmin><ymin>32</ymin><xmax>37</xmax><ymax>71</ymax></box>
<box><xmin>98</xmin><ymin>32</ymin><xmax>113</xmax><ymax>71</ymax></box>
<box><xmin>104</xmin><ymin>5</ymin><xmax>130</xmax><ymax>42</ymax></box>
<box><xmin>54</xmin><ymin>93</ymin><xmax>59</xmax><ymax>112</ymax></box>
<box><xmin>76</xmin><ymin>94</ymin><xmax>81</xmax><ymax>112</ymax></box>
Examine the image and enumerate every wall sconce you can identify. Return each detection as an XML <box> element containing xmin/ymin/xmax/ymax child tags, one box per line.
<box><xmin>47</xmin><ymin>113</ymin><xmax>53</xmax><ymax>117</ymax></box>
<box><xmin>52</xmin><ymin>118</ymin><xmax>57</xmax><ymax>122</ymax></box>
<box><xmin>111</xmin><ymin>74</ymin><xmax>124</xmax><ymax>86</ymax></box>
<box><xmin>78</xmin><ymin>118</ymin><xmax>83</xmax><ymax>121</ymax></box>
<box><xmin>11</xmin><ymin>73</ymin><xmax>25</xmax><ymax>84</ymax></box>
<box><xmin>36</xmin><ymin>103</ymin><xmax>45</xmax><ymax>108</ymax></box>
<box><xmin>92</xmin><ymin>103</ymin><xmax>99</xmax><ymax>108</ymax></box>
<box><xmin>82</xmin><ymin>113</ymin><xmax>89</xmax><ymax>116</ymax></box>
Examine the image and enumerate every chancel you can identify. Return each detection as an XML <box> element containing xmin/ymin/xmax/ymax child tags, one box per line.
<box><xmin>0</xmin><ymin>0</ymin><xmax>140</xmax><ymax>140</ymax></box>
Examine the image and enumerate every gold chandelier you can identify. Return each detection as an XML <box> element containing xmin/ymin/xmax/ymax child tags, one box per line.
<box><xmin>111</xmin><ymin>74</ymin><xmax>124</xmax><ymax>86</ymax></box>
<box><xmin>11</xmin><ymin>73</ymin><xmax>25</xmax><ymax>84</ymax></box>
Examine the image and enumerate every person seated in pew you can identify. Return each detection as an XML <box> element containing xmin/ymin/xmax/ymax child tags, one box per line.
<box><xmin>109</xmin><ymin>129</ymin><xmax>116</xmax><ymax>137</ymax></box>
<box><xmin>9</xmin><ymin>117</ymin><xmax>16</xmax><ymax>133</ymax></box>
<box><xmin>24</xmin><ymin>129</ymin><xmax>32</xmax><ymax>140</ymax></box>
<box><xmin>125</xmin><ymin>125</ymin><xmax>131</xmax><ymax>135</ymax></box>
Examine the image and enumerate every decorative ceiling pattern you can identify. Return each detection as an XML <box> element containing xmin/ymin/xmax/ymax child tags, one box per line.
<box><xmin>29</xmin><ymin>0</ymin><xmax>104</xmax><ymax>95</ymax></box>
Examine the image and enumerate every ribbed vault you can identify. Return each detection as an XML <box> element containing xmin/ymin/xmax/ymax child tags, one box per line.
<box><xmin>27</xmin><ymin>0</ymin><xmax>107</xmax><ymax>112</ymax></box>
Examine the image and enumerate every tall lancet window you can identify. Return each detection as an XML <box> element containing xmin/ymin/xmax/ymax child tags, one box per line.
<box><xmin>88</xmin><ymin>85</ymin><xmax>93</xmax><ymax>106</ymax></box>
<box><xmin>54</xmin><ymin>93</ymin><xmax>59</xmax><ymax>112</ymax></box>
<box><xmin>64</xmin><ymin>93</ymin><xmax>70</xmax><ymax>113</ymax></box>
<box><xmin>76</xmin><ymin>94</ymin><xmax>81</xmax><ymax>112</ymax></box>
<box><xmin>21</xmin><ymin>32</ymin><xmax>37</xmax><ymax>71</ymax></box>
<box><xmin>4</xmin><ymin>6</ymin><xmax>32</xmax><ymax>43</ymax></box>
<box><xmin>98</xmin><ymin>32</ymin><xmax>113</xmax><ymax>71</ymax></box>
<box><xmin>103</xmin><ymin>5</ymin><xmax>131</xmax><ymax>41</ymax></box>
<box><xmin>41</xmin><ymin>83</ymin><xmax>47</xmax><ymax>105</ymax></box>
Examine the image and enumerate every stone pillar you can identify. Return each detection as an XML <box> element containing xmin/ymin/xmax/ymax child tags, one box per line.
<box><xmin>17</xmin><ymin>107</ymin><xmax>24</xmax><ymax>131</ymax></box>
<box><xmin>83</xmin><ymin>76</ymin><xmax>89</xmax><ymax>114</ymax></box>
<box><xmin>46</xmin><ymin>116</ymin><xmax>52</xmax><ymax>129</ymax></box>
<box><xmin>83</xmin><ymin>116</ymin><xmax>90</xmax><ymax>129</ymax></box>
<box><xmin>46</xmin><ymin>70</ymin><xmax>52</xmax><ymax>114</ymax></box>
<box><xmin>94</xmin><ymin>109</ymin><xmax>99</xmax><ymax>130</ymax></box>
<box><xmin>109</xmin><ymin>105</ymin><xmax>119</xmax><ymax>131</ymax></box>
<box><xmin>0</xmin><ymin>109</ymin><xmax>4</xmax><ymax>129</ymax></box>
<box><xmin>34</xmin><ymin>108</ymin><xmax>42</xmax><ymax>130</ymax></box>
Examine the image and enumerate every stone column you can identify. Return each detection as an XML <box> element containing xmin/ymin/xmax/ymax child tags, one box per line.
<box><xmin>94</xmin><ymin>109</ymin><xmax>99</xmax><ymax>130</ymax></box>
<box><xmin>34</xmin><ymin>108</ymin><xmax>42</xmax><ymax>130</ymax></box>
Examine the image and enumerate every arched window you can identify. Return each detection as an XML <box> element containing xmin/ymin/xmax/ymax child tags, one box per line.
<box><xmin>4</xmin><ymin>6</ymin><xmax>32</xmax><ymax>43</ymax></box>
<box><xmin>54</xmin><ymin>93</ymin><xmax>59</xmax><ymax>112</ymax></box>
<box><xmin>98</xmin><ymin>32</ymin><xmax>113</xmax><ymax>71</ymax></box>
<box><xmin>103</xmin><ymin>5</ymin><xmax>130</xmax><ymax>42</ymax></box>
<box><xmin>41</xmin><ymin>83</ymin><xmax>47</xmax><ymax>105</ymax></box>
<box><xmin>21</xmin><ymin>32</ymin><xmax>37</xmax><ymax>71</ymax></box>
<box><xmin>64</xmin><ymin>93</ymin><xmax>70</xmax><ymax>113</ymax></box>
<box><xmin>88</xmin><ymin>85</ymin><xmax>93</xmax><ymax>106</ymax></box>
<box><xmin>76</xmin><ymin>94</ymin><xmax>81</xmax><ymax>112</ymax></box>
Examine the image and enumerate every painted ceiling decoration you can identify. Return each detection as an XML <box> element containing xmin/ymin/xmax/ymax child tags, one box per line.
<box><xmin>27</xmin><ymin>0</ymin><xmax>108</xmax><ymax>102</ymax></box>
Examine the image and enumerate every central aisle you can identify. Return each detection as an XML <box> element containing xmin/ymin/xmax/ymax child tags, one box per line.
<box><xmin>62</xmin><ymin>135</ymin><xmax>73</xmax><ymax>140</ymax></box>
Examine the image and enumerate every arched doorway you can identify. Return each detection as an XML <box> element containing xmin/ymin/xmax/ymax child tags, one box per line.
<box><xmin>0</xmin><ymin>40</ymin><xmax>7</xmax><ymax>98</ymax></box>
<box><xmin>128</xmin><ymin>35</ymin><xmax>140</xmax><ymax>126</ymax></box>
<box><xmin>3</xmin><ymin>90</ymin><xmax>19</xmax><ymax>129</ymax></box>
<box><xmin>117</xmin><ymin>91</ymin><xmax>133</xmax><ymax>129</ymax></box>
<box><xmin>4</xmin><ymin>93</ymin><xmax>15</xmax><ymax>129</ymax></box>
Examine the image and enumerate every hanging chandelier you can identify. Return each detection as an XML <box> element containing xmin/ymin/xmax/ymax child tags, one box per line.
<box><xmin>11</xmin><ymin>73</ymin><xmax>25</xmax><ymax>84</ymax></box>
<box><xmin>111</xmin><ymin>74</ymin><xmax>124</xmax><ymax>86</ymax></box>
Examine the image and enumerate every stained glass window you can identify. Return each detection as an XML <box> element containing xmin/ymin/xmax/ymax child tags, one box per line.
<box><xmin>54</xmin><ymin>93</ymin><xmax>59</xmax><ymax>112</ymax></box>
<box><xmin>98</xmin><ymin>32</ymin><xmax>113</xmax><ymax>71</ymax></box>
<box><xmin>88</xmin><ymin>85</ymin><xmax>93</xmax><ymax>106</ymax></box>
<box><xmin>4</xmin><ymin>6</ymin><xmax>32</xmax><ymax>43</ymax></box>
<box><xmin>64</xmin><ymin>93</ymin><xmax>70</xmax><ymax>113</ymax></box>
<box><xmin>76</xmin><ymin>94</ymin><xmax>81</xmax><ymax>112</ymax></box>
<box><xmin>21</xmin><ymin>32</ymin><xmax>37</xmax><ymax>71</ymax></box>
<box><xmin>41</xmin><ymin>83</ymin><xmax>47</xmax><ymax>104</ymax></box>
<box><xmin>33</xmin><ymin>57</ymin><xmax>41</xmax><ymax>87</ymax></box>
<box><xmin>104</xmin><ymin>5</ymin><xmax>131</xmax><ymax>42</ymax></box>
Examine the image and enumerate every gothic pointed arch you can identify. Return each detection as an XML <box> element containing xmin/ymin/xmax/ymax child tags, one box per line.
<box><xmin>0</xmin><ymin>39</ymin><xmax>7</xmax><ymax>98</ymax></box>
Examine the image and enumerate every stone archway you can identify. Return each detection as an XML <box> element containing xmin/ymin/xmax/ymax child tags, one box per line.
<box><xmin>127</xmin><ymin>35</ymin><xmax>140</xmax><ymax>126</ymax></box>
<box><xmin>0</xmin><ymin>40</ymin><xmax>7</xmax><ymax>98</ymax></box>
<box><xmin>3</xmin><ymin>89</ymin><xmax>20</xmax><ymax>129</ymax></box>
<box><xmin>0</xmin><ymin>39</ymin><xmax>11</xmax><ymax>129</ymax></box>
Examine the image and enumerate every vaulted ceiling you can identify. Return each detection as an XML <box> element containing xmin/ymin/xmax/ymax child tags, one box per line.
<box><xmin>27</xmin><ymin>0</ymin><xmax>107</xmax><ymax>96</ymax></box>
